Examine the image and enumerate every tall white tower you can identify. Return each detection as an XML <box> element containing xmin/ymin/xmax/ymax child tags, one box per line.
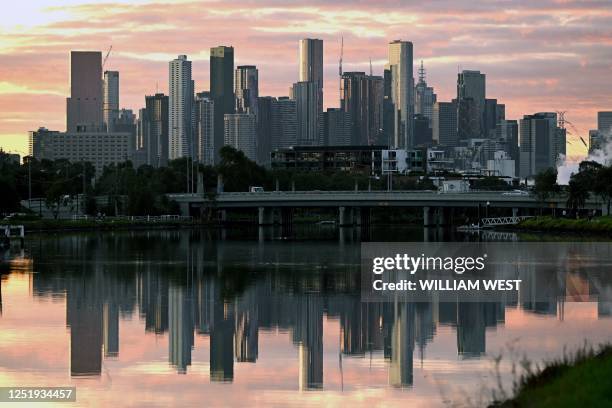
<box><xmin>387</xmin><ymin>40</ymin><xmax>414</xmax><ymax>148</ymax></box>
<box><xmin>169</xmin><ymin>55</ymin><xmax>193</xmax><ymax>159</ymax></box>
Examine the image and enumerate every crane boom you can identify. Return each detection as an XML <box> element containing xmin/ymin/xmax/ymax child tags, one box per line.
<box><xmin>102</xmin><ymin>45</ymin><xmax>113</xmax><ymax>69</ymax></box>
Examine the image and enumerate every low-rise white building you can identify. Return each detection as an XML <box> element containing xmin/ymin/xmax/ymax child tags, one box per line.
<box><xmin>29</xmin><ymin>127</ymin><xmax>134</xmax><ymax>174</ymax></box>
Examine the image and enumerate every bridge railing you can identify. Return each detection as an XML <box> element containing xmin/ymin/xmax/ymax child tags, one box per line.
<box><xmin>481</xmin><ymin>216</ymin><xmax>534</xmax><ymax>226</ymax></box>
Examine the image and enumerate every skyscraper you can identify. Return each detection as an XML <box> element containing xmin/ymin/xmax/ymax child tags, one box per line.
<box><xmin>414</xmin><ymin>61</ymin><xmax>437</xmax><ymax>127</ymax></box>
<box><xmin>323</xmin><ymin>108</ymin><xmax>352</xmax><ymax>146</ymax></box>
<box><xmin>598</xmin><ymin>111</ymin><xmax>612</xmax><ymax>135</ymax></box>
<box><xmin>235</xmin><ymin>65</ymin><xmax>259</xmax><ymax>116</ymax></box>
<box><xmin>195</xmin><ymin>92</ymin><xmax>214</xmax><ymax>165</ymax></box>
<box><xmin>457</xmin><ymin>70</ymin><xmax>486</xmax><ymax>139</ymax></box>
<box><xmin>103</xmin><ymin>71</ymin><xmax>119</xmax><ymax>132</ymax></box>
<box><xmin>169</xmin><ymin>55</ymin><xmax>194</xmax><ymax>159</ymax></box>
<box><xmin>271</xmin><ymin>97</ymin><xmax>297</xmax><ymax>149</ymax></box>
<box><xmin>292</xmin><ymin>81</ymin><xmax>321</xmax><ymax>146</ymax></box>
<box><xmin>387</xmin><ymin>40</ymin><xmax>414</xmax><ymax>148</ymax></box>
<box><xmin>484</xmin><ymin>98</ymin><xmax>505</xmax><ymax>138</ymax></box>
<box><xmin>299</xmin><ymin>39</ymin><xmax>323</xmax><ymax>91</ymax></box>
<box><xmin>140</xmin><ymin>93</ymin><xmax>169</xmax><ymax>167</ymax></box>
<box><xmin>297</xmin><ymin>39</ymin><xmax>323</xmax><ymax>147</ymax></box>
<box><xmin>66</xmin><ymin>51</ymin><xmax>103</xmax><ymax>132</ymax></box>
<box><xmin>224</xmin><ymin>113</ymin><xmax>257</xmax><ymax>161</ymax></box>
<box><xmin>210</xmin><ymin>46</ymin><xmax>235</xmax><ymax>162</ymax></box>
<box><xmin>495</xmin><ymin>119</ymin><xmax>519</xmax><ymax>176</ymax></box>
<box><xmin>433</xmin><ymin>101</ymin><xmax>457</xmax><ymax>147</ymax></box>
<box><xmin>341</xmin><ymin>72</ymin><xmax>384</xmax><ymax>145</ymax></box>
<box><xmin>519</xmin><ymin>112</ymin><xmax>564</xmax><ymax>178</ymax></box>
<box><xmin>257</xmin><ymin>96</ymin><xmax>274</xmax><ymax>166</ymax></box>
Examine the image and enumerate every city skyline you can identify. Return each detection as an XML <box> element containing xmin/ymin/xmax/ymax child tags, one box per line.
<box><xmin>1</xmin><ymin>0</ymin><xmax>611</xmax><ymax>158</ymax></box>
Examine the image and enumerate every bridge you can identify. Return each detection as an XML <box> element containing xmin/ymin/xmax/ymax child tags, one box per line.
<box><xmin>480</xmin><ymin>216</ymin><xmax>535</xmax><ymax>226</ymax></box>
<box><xmin>168</xmin><ymin>191</ymin><xmax>605</xmax><ymax>227</ymax></box>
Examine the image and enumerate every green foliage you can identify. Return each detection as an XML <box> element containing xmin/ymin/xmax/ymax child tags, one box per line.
<box><xmin>518</xmin><ymin>216</ymin><xmax>612</xmax><ymax>234</ymax></box>
<box><xmin>492</xmin><ymin>344</ymin><xmax>612</xmax><ymax>407</ymax></box>
<box><xmin>472</xmin><ymin>176</ymin><xmax>513</xmax><ymax>191</ymax></box>
<box><xmin>534</xmin><ymin>168</ymin><xmax>560</xmax><ymax>203</ymax></box>
<box><xmin>217</xmin><ymin>146</ymin><xmax>267</xmax><ymax>192</ymax></box>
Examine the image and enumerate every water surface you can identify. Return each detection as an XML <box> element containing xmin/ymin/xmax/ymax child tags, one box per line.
<box><xmin>1</xmin><ymin>227</ymin><xmax>611</xmax><ymax>407</ymax></box>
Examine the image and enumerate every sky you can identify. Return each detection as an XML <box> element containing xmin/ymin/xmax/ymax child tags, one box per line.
<box><xmin>0</xmin><ymin>0</ymin><xmax>611</xmax><ymax>159</ymax></box>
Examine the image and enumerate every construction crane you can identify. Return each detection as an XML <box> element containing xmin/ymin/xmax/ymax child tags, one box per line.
<box><xmin>338</xmin><ymin>36</ymin><xmax>343</xmax><ymax>107</ymax></box>
<box><xmin>102</xmin><ymin>45</ymin><xmax>113</xmax><ymax>69</ymax></box>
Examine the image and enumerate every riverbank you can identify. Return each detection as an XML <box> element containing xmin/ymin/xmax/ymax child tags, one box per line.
<box><xmin>491</xmin><ymin>344</ymin><xmax>612</xmax><ymax>407</ymax></box>
<box><xmin>515</xmin><ymin>216</ymin><xmax>612</xmax><ymax>234</ymax></box>
<box><xmin>3</xmin><ymin>218</ymin><xmax>203</xmax><ymax>233</ymax></box>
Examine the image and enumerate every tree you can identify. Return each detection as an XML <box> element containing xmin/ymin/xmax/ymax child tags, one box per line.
<box><xmin>593</xmin><ymin>165</ymin><xmax>612</xmax><ymax>216</ymax></box>
<box><xmin>534</xmin><ymin>168</ymin><xmax>560</xmax><ymax>205</ymax></box>
<box><xmin>566</xmin><ymin>160</ymin><xmax>599</xmax><ymax>214</ymax></box>
<box><xmin>217</xmin><ymin>146</ymin><xmax>267</xmax><ymax>192</ymax></box>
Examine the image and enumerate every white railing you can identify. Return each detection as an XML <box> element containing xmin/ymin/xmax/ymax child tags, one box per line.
<box><xmin>70</xmin><ymin>215</ymin><xmax>193</xmax><ymax>222</ymax></box>
<box><xmin>480</xmin><ymin>216</ymin><xmax>534</xmax><ymax>226</ymax></box>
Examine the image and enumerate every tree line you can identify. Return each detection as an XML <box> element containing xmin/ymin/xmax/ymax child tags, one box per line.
<box><xmin>1</xmin><ymin>146</ymin><xmax>499</xmax><ymax>217</ymax></box>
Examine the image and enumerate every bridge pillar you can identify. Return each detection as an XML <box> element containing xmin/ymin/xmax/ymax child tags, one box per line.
<box><xmin>437</xmin><ymin>207</ymin><xmax>446</xmax><ymax>226</ymax></box>
<box><xmin>339</xmin><ymin>206</ymin><xmax>350</xmax><ymax>226</ymax></box>
<box><xmin>217</xmin><ymin>174</ymin><xmax>224</xmax><ymax>193</ymax></box>
<box><xmin>353</xmin><ymin>207</ymin><xmax>362</xmax><ymax>226</ymax></box>
<box><xmin>512</xmin><ymin>207</ymin><xmax>518</xmax><ymax>218</ymax></box>
<box><xmin>258</xmin><ymin>207</ymin><xmax>273</xmax><ymax>225</ymax></box>
<box><xmin>280</xmin><ymin>208</ymin><xmax>293</xmax><ymax>225</ymax></box>
<box><xmin>218</xmin><ymin>209</ymin><xmax>227</xmax><ymax>223</ymax></box>
<box><xmin>179</xmin><ymin>202</ymin><xmax>190</xmax><ymax>217</ymax></box>
<box><xmin>423</xmin><ymin>206</ymin><xmax>432</xmax><ymax>227</ymax></box>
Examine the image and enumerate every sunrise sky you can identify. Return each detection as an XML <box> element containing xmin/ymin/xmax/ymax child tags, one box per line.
<box><xmin>1</xmin><ymin>0</ymin><xmax>611</xmax><ymax>159</ymax></box>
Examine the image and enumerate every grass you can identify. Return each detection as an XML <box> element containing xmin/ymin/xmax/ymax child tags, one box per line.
<box><xmin>489</xmin><ymin>344</ymin><xmax>612</xmax><ymax>407</ymax></box>
<box><xmin>517</xmin><ymin>216</ymin><xmax>612</xmax><ymax>234</ymax></box>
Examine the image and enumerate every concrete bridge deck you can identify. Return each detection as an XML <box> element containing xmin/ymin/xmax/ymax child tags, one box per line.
<box><xmin>167</xmin><ymin>191</ymin><xmax>604</xmax><ymax>226</ymax></box>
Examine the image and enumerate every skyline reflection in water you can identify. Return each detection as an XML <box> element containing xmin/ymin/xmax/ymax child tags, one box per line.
<box><xmin>1</xmin><ymin>228</ymin><xmax>612</xmax><ymax>407</ymax></box>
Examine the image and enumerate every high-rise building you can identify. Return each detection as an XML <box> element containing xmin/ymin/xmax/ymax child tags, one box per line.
<box><xmin>598</xmin><ymin>111</ymin><xmax>612</xmax><ymax>135</ymax></box>
<box><xmin>414</xmin><ymin>61</ymin><xmax>437</xmax><ymax>127</ymax></box>
<box><xmin>103</xmin><ymin>71</ymin><xmax>119</xmax><ymax>132</ymax></box>
<box><xmin>433</xmin><ymin>101</ymin><xmax>457</xmax><ymax>147</ymax></box>
<box><xmin>210</xmin><ymin>46</ymin><xmax>235</xmax><ymax>160</ymax></box>
<box><xmin>66</xmin><ymin>51</ymin><xmax>103</xmax><ymax>132</ymax></box>
<box><xmin>495</xmin><ymin>119</ymin><xmax>519</xmax><ymax>176</ymax></box>
<box><xmin>271</xmin><ymin>97</ymin><xmax>297</xmax><ymax>149</ymax></box>
<box><xmin>235</xmin><ymin>65</ymin><xmax>258</xmax><ymax>116</ymax></box>
<box><xmin>144</xmin><ymin>93</ymin><xmax>169</xmax><ymax>167</ymax></box>
<box><xmin>291</xmin><ymin>81</ymin><xmax>321</xmax><ymax>146</ymax></box>
<box><xmin>257</xmin><ymin>96</ymin><xmax>274</xmax><ymax>166</ymax></box>
<box><xmin>169</xmin><ymin>55</ymin><xmax>194</xmax><ymax>159</ymax></box>
<box><xmin>297</xmin><ymin>39</ymin><xmax>323</xmax><ymax>147</ymax></box>
<box><xmin>413</xmin><ymin>114</ymin><xmax>432</xmax><ymax>146</ymax></box>
<box><xmin>323</xmin><ymin>108</ymin><xmax>352</xmax><ymax>146</ymax></box>
<box><xmin>457</xmin><ymin>70</ymin><xmax>486</xmax><ymax>139</ymax></box>
<box><xmin>224</xmin><ymin>113</ymin><xmax>257</xmax><ymax>161</ymax></box>
<box><xmin>341</xmin><ymin>72</ymin><xmax>384</xmax><ymax>145</ymax></box>
<box><xmin>484</xmin><ymin>98</ymin><xmax>505</xmax><ymax>138</ymax></box>
<box><xmin>195</xmin><ymin>92</ymin><xmax>215</xmax><ymax>165</ymax></box>
<box><xmin>299</xmin><ymin>39</ymin><xmax>323</xmax><ymax>91</ymax></box>
<box><xmin>387</xmin><ymin>40</ymin><xmax>414</xmax><ymax>148</ymax></box>
<box><xmin>519</xmin><ymin>112</ymin><xmax>564</xmax><ymax>178</ymax></box>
